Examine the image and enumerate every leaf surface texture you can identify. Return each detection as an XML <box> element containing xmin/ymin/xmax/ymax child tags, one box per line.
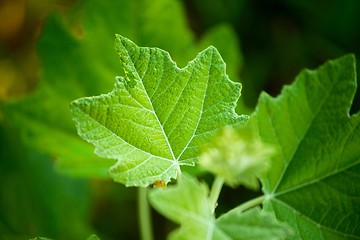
<box><xmin>71</xmin><ymin>35</ymin><xmax>246</xmax><ymax>186</ymax></box>
<box><xmin>255</xmin><ymin>55</ymin><xmax>360</xmax><ymax>239</ymax></box>
<box><xmin>1</xmin><ymin>0</ymin><xmax>243</xmax><ymax>178</ymax></box>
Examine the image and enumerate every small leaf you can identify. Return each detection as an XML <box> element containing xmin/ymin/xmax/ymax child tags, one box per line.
<box><xmin>149</xmin><ymin>174</ymin><xmax>292</xmax><ymax>240</ymax></box>
<box><xmin>149</xmin><ymin>174</ymin><xmax>213</xmax><ymax>240</ymax></box>
<box><xmin>200</xmin><ymin>126</ymin><xmax>274</xmax><ymax>189</ymax></box>
<box><xmin>71</xmin><ymin>35</ymin><xmax>247</xmax><ymax>187</ymax></box>
<box><xmin>255</xmin><ymin>55</ymin><xmax>360</xmax><ymax>239</ymax></box>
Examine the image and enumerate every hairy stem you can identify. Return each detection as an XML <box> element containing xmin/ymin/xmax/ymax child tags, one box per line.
<box><xmin>209</xmin><ymin>176</ymin><xmax>225</xmax><ymax>214</ymax></box>
<box><xmin>138</xmin><ymin>187</ymin><xmax>154</xmax><ymax>240</ymax></box>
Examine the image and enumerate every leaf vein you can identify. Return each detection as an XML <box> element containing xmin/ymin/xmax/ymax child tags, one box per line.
<box><xmin>176</xmin><ymin>49</ymin><xmax>214</xmax><ymax>161</ymax></box>
<box><xmin>271</xmin><ymin>73</ymin><xmax>341</xmax><ymax>194</ymax></box>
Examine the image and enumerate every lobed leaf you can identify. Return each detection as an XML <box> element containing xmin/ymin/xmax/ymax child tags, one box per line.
<box><xmin>149</xmin><ymin>174</ymin><xmax>214</xmax><ymax>239</ymax></box>
<box><xmin>1</xmin><ymin>0</ymin><xmax>243</xmax><ymax>178</ymax></box>
<box><xmin>71</xmin><ymin>35</ymin><xmax>247</xmax><ymax>187</ymax></box>
<box><xmin>255</xmin><ymin>55</ymin><xmax>360</xmax><ymax>239</ymax></box>
<box><xmin>149</xmin><ymin>174</ymin><xmax>292</xmax><ymax>240</ymax></box>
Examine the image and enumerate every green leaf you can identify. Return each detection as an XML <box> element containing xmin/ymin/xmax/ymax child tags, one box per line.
<box><xmin>0</xmin><ymin>123</ymin><xmax>92</xmax><ymax>239</ymax></box>
<box><xmin>198</xmin><ymin>24</ymin><xmax>247</xmax><ymax>114</ymax></box>
<box><xmin>71</xmin><ymin>35</ymin><xmax>247</xmax><ymax>187</ymax></box>
<box><xmin>255</xmin><ymin>55</ymin><xmax>360</xmax><ymax>239</ymax></box>
<box><xmin>2</xmin><ymin>0</ymin><xmax>243</xmax><ymax>178</ymax></box>
<box><xmin>149</xmin><ymin>174</ymin><xmax>292</xmax><ymax>240</ymax></box>
<box><xmin>149</xmin><ymin>174</ymin><xmax>214</xmax><ymax>239</ymax></box>
<box><xmin>217</xmin><ymin>207</ymin><xmax>293</xmax><ymax>240</ymax></box>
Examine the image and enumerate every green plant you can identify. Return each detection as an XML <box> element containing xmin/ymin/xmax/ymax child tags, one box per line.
<box><xmin>0</xmin><ymin>1</ymin><xmax>247</xmax><ymax>238</ymax></box>
<box><xmin>69</xmin><ymin>35</ymin><xmax>360</xmax><ymax>239</ymax></box>
<box><xmin>1</xmin><ymin>1</ymin><xmax>358</xmax><ymax>240</ymax></box>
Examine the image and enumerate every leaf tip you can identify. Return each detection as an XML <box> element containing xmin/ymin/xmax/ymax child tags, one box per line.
<box><xmin>113</xmin><ymin>35</ymin><xmax>138</xmax><ymax>88</ymax></box>
<box><xmin>69</xmin><ymin>99</ymin><xmax>80</xmax><ymax>113</ymax></box>
<box><xmin>204</xmin><ymin>45</ymin><xmax>217</xmax><ymax>52</ymax></box>
<box><xmin>114</xmin><ymin>34</ymin><xmax>135</xmax><ymax>53</ymax></box>
<box><xmin>114</xmin><ymin>33</ymin><xmax>126</xmax><ymax>44</ymax></box>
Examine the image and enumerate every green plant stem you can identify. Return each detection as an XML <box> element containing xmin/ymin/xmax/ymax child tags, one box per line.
<box><xmin>233</xmin><ymin>195</ymin><xmax>265</xmax><ymax>212</ymax></box>
<box><xmin>209</xmin><ymin>176</ymin><xmax>225</xmax><ymax>214</ymax></box>
<box><xmin>138</xmin><ymin>187</ymin><xmax>153</xmax><ymax>240</ymax></box>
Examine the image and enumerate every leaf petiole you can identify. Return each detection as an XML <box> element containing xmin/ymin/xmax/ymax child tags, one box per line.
<box><xmin>209</xmin><ymin>176</ymin><xmax>225</xmax><ymax>215</ymax></box>
<box><xmin>138</xmin><ymin>187</ymin><xmax>154</xmax><ymax>240</ymax></box>
<box><xmin>231</xmin><ymin>195</ymin><xmax>265</xmax><ymax>213</ymax></box>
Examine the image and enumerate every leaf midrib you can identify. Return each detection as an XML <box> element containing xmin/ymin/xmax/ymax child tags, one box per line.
<box><xmin>120</xmin><ymin>38</ymin><xmax>177</xmax><ymax>162</ymax></box>
<box><xmin>273</xmin><ymin>119</ymin><xmax>360</xmax><ymax>197</ymax></box>
<box><xmin>269</xmin><ymin>69</ymin><xmax>343</xmax><ymax>194</ymax></box>
<box><xmin>274</xmin><ymin>156</ymin><xmax>360</xmax><ymax>197</ymax></box>
<box><xmin>120</xmin><ymin>38</ymin><xmax>214</xmax><ymax>165</ymax></box>
<box><xmin>176</xmin><ymin>49</ymin><xmax>213</xmax><ymax>162</ymax></box>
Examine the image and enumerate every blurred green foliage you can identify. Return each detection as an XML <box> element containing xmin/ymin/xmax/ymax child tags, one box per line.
<box><xmin>0</xmin><ymin>0</ymin><xmax>359</xmax><ymax>239</ymax></box>
<box><xmin>187</xmin><ymin>0</ymin><xmax>360</xmax><ymax>108</ymax></box>
<box><xmin>0</xmin><ymin>123</ymin><xmax>92</xmax><ymax>239</ymax></box>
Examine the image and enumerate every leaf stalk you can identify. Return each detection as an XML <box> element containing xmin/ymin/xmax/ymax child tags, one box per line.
<box><xmin>233</xmin><ymin>195</ymin><xmax>265</xmax><ymax>212</ymax></box>
<box><xmin>209</xmin><ymin>176</ymin><xmax>225</xmax><ymax>215</ymax></box>
<box><xmin>138</xmin><ymin>187</ymin><xmax>154</xmax><ymax>240</ymax></box>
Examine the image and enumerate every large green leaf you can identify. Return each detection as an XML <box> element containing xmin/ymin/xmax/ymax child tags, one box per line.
<box><xmin>149</xmin><ymin>174</ymin><xmax>292</xmax><ymax>240</ymax></box>
<box><xmin>255</xmin><ymin>55</ymin><xmax>360</xmax><ymax>239</ymax></box>
<box><xmin>71</xmin><ymin>35</ymin><xmax>247</xmax><ymax>187</ymax></box>
<box><xmin>1</xmin><ymin>0</ymin><xmax>243</xmax><ymax>178</ymax></box>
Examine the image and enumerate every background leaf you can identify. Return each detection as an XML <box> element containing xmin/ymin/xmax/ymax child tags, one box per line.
<box><xmin>0</xmin><ymin>123</ymin><xmax>92</xmax><ymax>240</ymax></box>
<box><xmin>71</xmin><ymin>35</ymin><xmax>247</xmax><ymax>187</ymax></box>
<box><xmin>255</xmin><ymin>55</ymin><xmax>360</xmax><ymax>239</ymax></box>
